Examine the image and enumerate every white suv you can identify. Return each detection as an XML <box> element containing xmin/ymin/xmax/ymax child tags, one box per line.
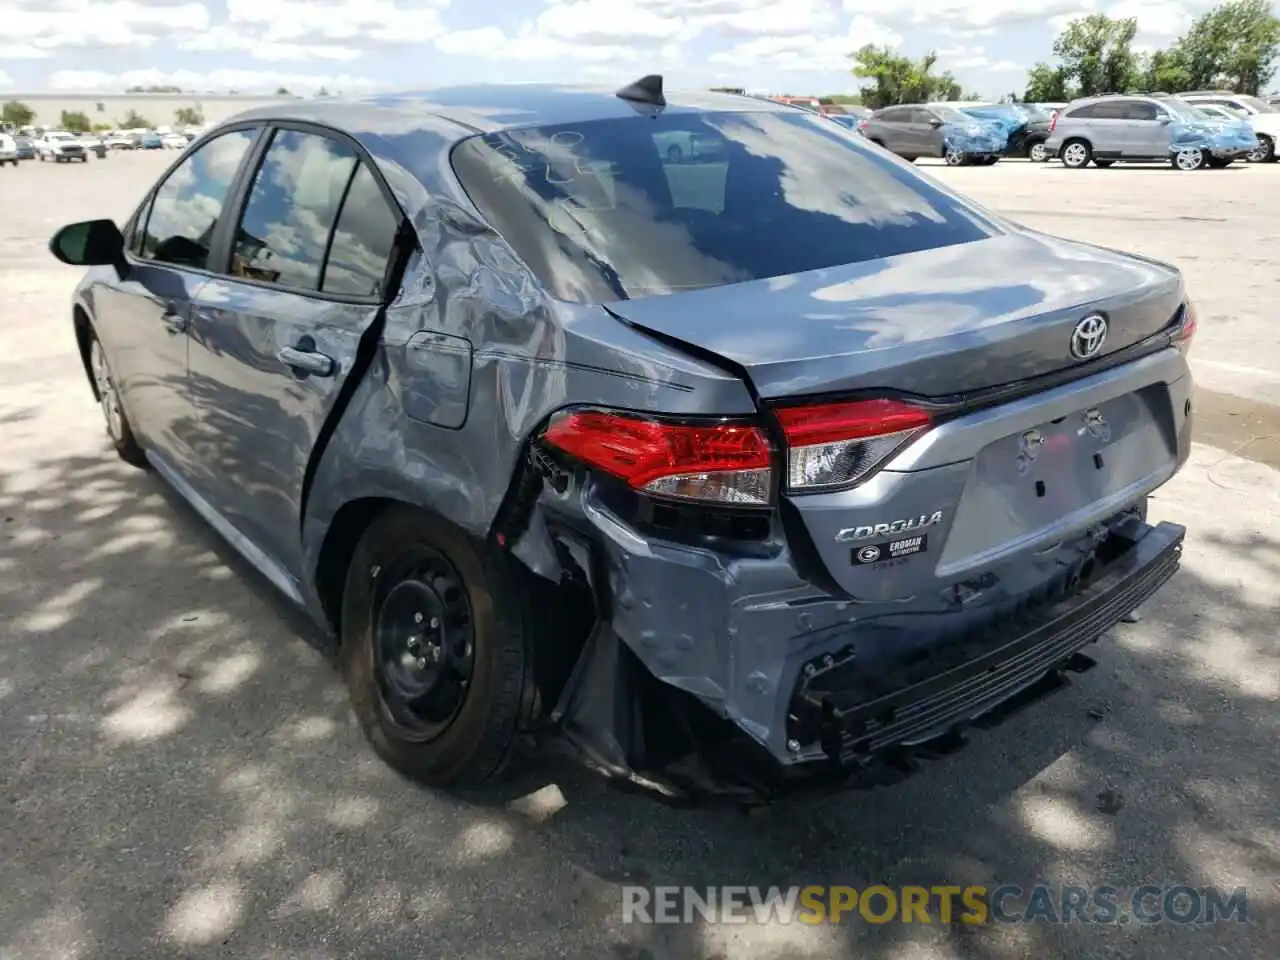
<box><xmin>36</xmin><ymin>131</ymin><xmax>88</xmax><ymax>163</ymax></box>
<box><xmin>1179</xmin><ymin>91</ymin><xmax>1279</xmax><ymax>162</ymax></box>
<box><xmin>0</xmin><ymin>133</ymin><xmax>18</xmax><ymax>166</ymax></box>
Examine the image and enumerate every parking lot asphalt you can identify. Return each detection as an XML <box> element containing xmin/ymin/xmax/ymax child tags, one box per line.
<box><xmin>1</xmin><ymin>152</ymin><xmax>1278</xmax><ymax>960</ymax></box>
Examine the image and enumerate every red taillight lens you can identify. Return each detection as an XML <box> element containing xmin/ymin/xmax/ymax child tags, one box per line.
<box><xmin>1048</xmin><ymin>111</ymin><xmax>1059</xmax><ymax>133</ymax></box>
<box><xmin>542</xmin><ymin>410</ymin><xmax>774</xmax><ymax>505</ymax></box>
<box><xmin>1174</xmin><ymin>300</ymin><xmax>1197</xmax><ymax>355</ymax></box>
<box><xmin>774</xmin><ymin>399</ymin><xmax>932</xmax><ymax>491</ymax></box>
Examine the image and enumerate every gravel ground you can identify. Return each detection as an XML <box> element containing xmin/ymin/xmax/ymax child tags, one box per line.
<box><xmin>1</xmin><ymin>150</ymin><xmax>1277</xmax><ymax>960</ymax></box>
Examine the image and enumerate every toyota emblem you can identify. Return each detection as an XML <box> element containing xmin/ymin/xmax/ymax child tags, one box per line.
<box><xmin>1070</xmin><ymin>313</ymin><xmax>1108</xmax><ymax>360</ymax></box>
<box><xmin>857</xmin><ymin>545</ymin><xmax>881</xmax><ymax>563</ymax></box>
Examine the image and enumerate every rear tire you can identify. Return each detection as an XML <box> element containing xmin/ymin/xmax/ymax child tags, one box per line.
<box><xmin>339</xmin><ymin>506</ymin><xmax>535</xmax><ymax>790</ymax></box>
<box><xmin>1249</xmin><ymin>134</ymin><xmax>1275</xmax><ymax>162</ymax></box>
<box><xmin>1061</xmin><ymin>139</ymin><xmax>1092</xmax><ymax>168</ymax></box>
<box><xmin>1027</xmin><ymin>140</ymin><xmax>1049</xmax><ymax>162</ymax></box>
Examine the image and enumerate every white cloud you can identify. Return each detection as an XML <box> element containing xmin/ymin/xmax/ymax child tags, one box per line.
<box><xmin>708</xmin><ymin>16</ymin><xmax>903</xmax><ymax>72</ymax></box>
<box><xmin>435</xmin><ymin>27</ymin><xmax>642</xmax><ymax>64</ymax></box>
<box><xmin>3</xmin><ymin>0</ymin><xmax>211</xmax><ymax>54</ymax></box>
<box><xmin>845</xmin><ymin>0</ymin><xmax>1095</xmax><ymax>34</ymax></box>
<box><xmin>47</xmin><ymin>68</ymin><xmax>377</xmax><ymax>95</ymax></box>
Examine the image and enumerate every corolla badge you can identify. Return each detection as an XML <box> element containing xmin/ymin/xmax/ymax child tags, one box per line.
<box><xmin>1070</xmin><ymin>313</ymin><xmax>1108</xmax><ymax>360</ymax></box>
<box><xmin>835</xmin><ymin>511</ymin><xmax>944</xmax><ymax>543</ymax></box>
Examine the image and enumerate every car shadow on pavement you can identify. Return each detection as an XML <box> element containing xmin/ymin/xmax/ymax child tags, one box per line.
<box><xmin>1</xmin><ymin>441</ymin><xmax>1276</xmax><ymax>960</ymax></box>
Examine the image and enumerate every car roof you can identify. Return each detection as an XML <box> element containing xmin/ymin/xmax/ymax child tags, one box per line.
<box><xmin>227</xmin><ymin>82</ymin><xmax>791</xmax><ymax>135</ymax></box>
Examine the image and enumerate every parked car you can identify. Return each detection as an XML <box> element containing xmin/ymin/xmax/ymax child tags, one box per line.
<box><xmin>139</xmin><ymin>131</ymin><xmax>164</xmax><ymax>149</ymax></box>
<box><xmin>0</xmin><ymin>133</ymin><xmax>18</xmax><ymax>166</ymax></box>
<box><xmin>1178</xmin><ymin>91</ymin><xmax>1280</xmax><ymax>162</ymax></box>
<box><xmin>105</xmin><ymin>132</ymin><xmax>137</xmax><ymax>150</ymax></box>
<box><xmin>953</xmin><ymin>102</ymin><xmax>1055</xmax><ymax>160</ymax></box>
<box><xmin>78</xmin><ymin>134</ymin><xmax>108</xmax><ymax>158</ymax></box>
<box><xmin>14</xmin><ymin>135</ymin><xmax>35</xmax><ymax>160</ymax></box>
<box><xmin>860</xmin><ymin>103</ymin><xmax>1007</xmax><ymax>164</ymax></box>
<box><xmin>161</xmin><ymin>131</ymin><xmax>189</xmax><ymax>149</ymax></box>
<box><xmin>1044</xmin><ymin>94</ymin><xmax>1259</xmax><ymax>169</ymax></box>
<box><xmin>35</xmin><ymin>130</ymin><xmax>88</xmax><ymax>163</ymax></box>
<box><xmin>47</xmin><ymin>78</ymin><xmax>1194</xmax><ymax>801</ymax></box>
<box><xmin>1185</xmin><ymin>103</ymin><xmax>1266</xmax><ymax>160</ymax></box>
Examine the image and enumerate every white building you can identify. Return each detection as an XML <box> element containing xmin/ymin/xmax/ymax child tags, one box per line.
<box><xmin>1</xmin><ymin>91</ymin><xmax>297</xmax><ymax>130</ymax></box>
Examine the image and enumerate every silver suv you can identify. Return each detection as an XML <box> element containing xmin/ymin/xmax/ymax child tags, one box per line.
<box><xmin>1044</xmin><ymin>94</ymin><xmax>1257</xmax><ymax>170</ymax></box>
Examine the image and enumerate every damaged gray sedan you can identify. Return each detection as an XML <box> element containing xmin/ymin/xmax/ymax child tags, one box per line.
<box><xmin>49</xmin><ymin>76</ymin><xmax>1196</xmax><ymax>802</ymax></box>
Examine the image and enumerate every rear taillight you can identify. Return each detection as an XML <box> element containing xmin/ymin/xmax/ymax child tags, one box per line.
<box><xmin>774</xmin><ymin>399</ymin><xmax>932</xmax><ymax>492</ymax></box>
<box><xmin>1174</xmin><ymin>300</ymin><xmax>1197</xmax><ymax>355</ymax></box>
<box><xmin>1048</xmin><ymin>111</ymin><xmax>1059</xmax><ymax>133</ymax></box>
<box><xmin>542</xmin><ymin>410</ymin><xmax>773</xmax><ymax>505</ymax></box>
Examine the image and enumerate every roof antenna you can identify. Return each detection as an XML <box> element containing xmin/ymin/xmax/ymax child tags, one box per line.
<box><xmin>616</xmin><ymin>74</ymin><xmax>665</xmax><ymax>107</ymax></box>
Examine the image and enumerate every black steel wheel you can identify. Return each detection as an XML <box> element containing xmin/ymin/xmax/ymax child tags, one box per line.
<box><xmin>339</xmin><ymin>506</ymin><xmax>535</xmax><ymax>789</ymax></box>
<box><xmin>370</xmin><ymin>547</ymin><xmax>476</xmax><ymax>741</ymax></box>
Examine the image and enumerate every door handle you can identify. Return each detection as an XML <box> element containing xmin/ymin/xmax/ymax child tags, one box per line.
<box><xmin>277</xmin><ymin>341</ymin><xmax>335</xmax><ymax>378</ymax></box>
<box><xmin>160</xmin><ymin>306</ymin><xmax>188</xmax><ymax>335</ymax></box>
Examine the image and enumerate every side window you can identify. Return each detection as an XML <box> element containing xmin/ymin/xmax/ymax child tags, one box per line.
<box><xmin>1092</xmin><ymin>101</ymin><xmax>1127</xmax><ymax>119</ymax></box>
<box><xmin>1065</xmin><ymin>104</ymin><xmax>1098</xmax><ymax>119</ymax></box>
<box><xmin>230</xmin><ymin>129</ymin><xmax>359</xmax><ymax>290</ymax></box>
<box><xmin>1125</xmin><ymin>102</ymin><xmax>1158</xmax><ymax>120</ymax></box>
<box><xmin>878</xmin><ymin>109</ymin><xmax>906</xmax><ymax>124</ymax></box>
<box><xmin>138</xmin><ymin>128</ymin><xmax>257</xmax><ymax>270</ymax></box>
<box><xmin>321</xmin><ymin>164</ymin><xmax>401</xmax><ymax>297</ymax></box>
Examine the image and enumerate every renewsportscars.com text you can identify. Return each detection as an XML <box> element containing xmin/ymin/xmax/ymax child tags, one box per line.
<box><xmin>621</xmin><ymin>884</ymin><xmax>1249</xmax><ymax>926</ymax></box>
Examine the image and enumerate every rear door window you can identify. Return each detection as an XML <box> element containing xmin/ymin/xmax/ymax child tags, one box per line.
<box><xmin>1066</xmin><ymin>103</ymin><xmax>1101</xmax><ymax>119</ymax></box>
<box><xmin>451</xmin><ymin>110</ymin><xmax>1001</xmax><ymax>303</ymax></box>
<box><xmin>230</xmin><ymin>129</ymin><xmax>359</xmax><ymax>290</ymax></box>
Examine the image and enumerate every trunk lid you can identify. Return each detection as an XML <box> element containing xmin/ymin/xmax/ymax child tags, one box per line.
<box><xmin>607</xmin><ymin>231</ymin><xmax>1183</xmax><ymax>401</ymax></box>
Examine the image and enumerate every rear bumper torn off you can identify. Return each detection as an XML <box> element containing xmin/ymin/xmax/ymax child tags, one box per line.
<box><xmin>788</xmin><ymin>519</ymin><xmax>1184</xmax><ymax>772</ymax></box>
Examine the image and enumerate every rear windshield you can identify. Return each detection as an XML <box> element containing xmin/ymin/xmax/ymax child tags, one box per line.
<box><xmin>450</xmin><ymin>110</ymin><xmax>999</xmax><ymax>303</ymax></box>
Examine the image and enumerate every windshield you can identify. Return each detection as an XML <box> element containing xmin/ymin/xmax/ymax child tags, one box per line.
<box><xmin>1012</xmin><ymin>103</ymin><xmax>1049</xmax><ymax>121</ymax></box>
<box><xmin>931</xmin><ymin>106</ymin><xmax>972</xmax><ymax>123</ymax></box>
<box><xmin>1161</xmin><ymin>98</ymin><xmax>1206</xmax><ymax>121</ymax></box>
<box><xmin>48</xmin><ymin>132</ymin><xmax>75</xmax><ymax>141</ymax></box>
<box><xmin>451</xmin><ymin>110</ymin><xmax>999</xmax><ymax>303</ymax></box>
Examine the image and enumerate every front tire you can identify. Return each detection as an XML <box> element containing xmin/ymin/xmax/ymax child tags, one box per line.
<box><xmin>1248</xmin><ymin>134</ymin><xmax>1274</xmax><ymax>162</ymax></box>
<box><xmin>1173</xmin><ymin>147</ymin><xmax>1206</xmax><ymax>170</ymax></box>
<box><xmin>944</xmin><ymin>147</ymin><xmax>966</xmax><ymax>166</ymax></box>
<box><xmin>1061</xmin><ymin>139</ymin><xmax>1092</xmax><ymax>168</ymax></box>
<box><xmin>88</xmin><ymin>333</ymin><xmax>146</xmax><ymax>467</ymax></box>
<box><xmin>339</xmin><ymin>506</ymin><xmax>535</xmax><ymax>789</ymax></box>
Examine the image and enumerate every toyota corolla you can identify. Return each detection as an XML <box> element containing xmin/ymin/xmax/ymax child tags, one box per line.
<box><xmin>48</xmin><ymin>77</ymin><xmax>1194</xmax><ymax>802</ymax></box>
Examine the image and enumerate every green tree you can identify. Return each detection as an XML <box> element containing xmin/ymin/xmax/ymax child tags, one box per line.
<box><xmin>1</xmin><ymin>100</ymin><xmax>35</xmax><ymax>127</ymax></box>
<box><xmin>1053</xmin><ymin>14</ymin><xmax>1140</xmax><ymax>96</ymax></box>
<box><xmin>119</xmin><ymin>110</ymin><xmax>152</xmax><ymax>129</ymax></box>
<box><xmin>60</xmin><ymin>110</ymin><xmax>91</xmax><ymax>134</ymax></box>
<box><xmin>1176</xmin><ymin>0</ymin><xmax>1280</xmax><ymax>92</ymax></box>
<box><xmin>850</xmin><ymin>45</ymin><xmax>963</xmax><ymax>108</ymax></box>
<box><xmin>1132</xmin><ymin>49</ymin><xmax>1193</xmax><ymax>92</ymax></box>
<box><xmin>174</xmin><ymin>106</ymin><xmax>203</xmax><ymax>125</ymax></box>
<box><xmin>275</xmin><ymin>86</ymin><xmax>292</xmax><ymax>95</ymax></box>
<box><xmin>316</xmin><ymin>86</ymin><xmax>331</xmax><ymax>97</ymax></box>
<box><xmin>1024</xmin><ymin>62</ymin><xmax>1074</xmax><ymax>101</ymax></box>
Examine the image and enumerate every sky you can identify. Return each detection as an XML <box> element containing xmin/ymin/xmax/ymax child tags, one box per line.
<box><xmin>0</xmin><ymin>0</ymin><xmax>1238</xmax><ymax>100</ymax></box>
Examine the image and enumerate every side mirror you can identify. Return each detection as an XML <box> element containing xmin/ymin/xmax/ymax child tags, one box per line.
<box><xmin>1158</xmin><ymin>115</ymin><xmax>1173</xmax><ymax>124</ymax></box>
<box><xmin>928</xmin><ymin>118</ymin><xmax>944</xmax><ymax>128</ymax></box>
<box><xmin>49</xmin><ymin>219</ymin><xmax>128</xmax><ymax>278</ymax></box>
